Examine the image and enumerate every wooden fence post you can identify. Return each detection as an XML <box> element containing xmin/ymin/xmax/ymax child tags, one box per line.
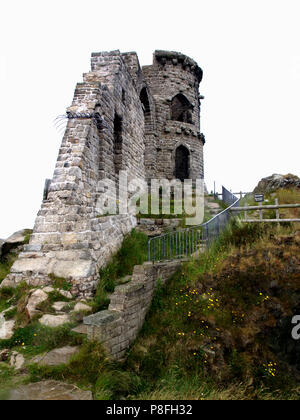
<box><xmin>244</xmin><ymin>203</ymin><xmax>248</xmax><ymax>221</ymax></box>
<box><xmin>275</xmin><ymin>198</ymin><xmax>279</xmax><ymax>220</ymax></box>
<box><xmin>259</xmin><ymin>202</ymin><xmax>263</xmax><ymax>220</ymax></box>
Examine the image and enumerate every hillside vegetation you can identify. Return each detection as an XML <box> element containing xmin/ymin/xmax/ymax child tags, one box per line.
<box><xmin>0</xmin><ymin>187</ymin><xmax>299</xmax><ymax>400</ymax></box>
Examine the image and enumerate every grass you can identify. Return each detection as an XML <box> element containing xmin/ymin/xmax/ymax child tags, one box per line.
<box><xmin>0</xmin><ymin>364</ymin><xmax>20</xmax><ymax>400</ymax></box>
<box><xmin>0</xmin><ymin>323</ymin><xmax>82</xmax><ymax>354</ymax></box>
<box><xmin>1</xmin><ymin>220</ymin><xmax>298</xmax><ymax>400</ymax></box>
<box><xmin>35</xmin><ymin>290</ymin><xmax>72</xmax><ymax>315</ymax></box>
<box><xmin>1</xmin><ymin>189</ymin><xmax>299</xmax><ymax>400</ymax></box>
<box><xmin>28</xmin><ymin>341</ymin><xmax>110</xmax><ymax>388</ymax></box>
<box><xmin>92</xmin><ymin>229</ymin><xmax>148</xmax><ymax>311</ymax></box>
<box><xmin>241</xmin><ymin>188</ymin><xmax>300</xmax><ymax>221</ymax></box>
<box><xmin>0</xmin><ymin>252</ymin><xmax>18</xmax><ymax>285</ymax></box>
<box><xmin>48</xmin><ymin>274</ymin><xmax>73</xmax><ymax>291</ymax></box>
<box><xmin>116</xmin><ymin>220</ymin><xmax>299</xmax><ymax>399</ymax></box>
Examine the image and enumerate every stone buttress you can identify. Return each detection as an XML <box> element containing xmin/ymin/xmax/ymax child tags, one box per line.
<box><xmin>1</xmin><ymin>50</ymin><xmax>205</xmax><ymax>297</ymax></box>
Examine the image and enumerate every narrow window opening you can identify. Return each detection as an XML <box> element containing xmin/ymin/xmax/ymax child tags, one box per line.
<box><xmin>175</xmin><ymin>145</ymin><xmax>190</xmax><ymax>181</ymax></box>
<box><xmin>140</xmin><ymin>87</ymin><xmax>152</xmax><ymax>131</ymax></box>
<box><xmin>113</xmin><ymin>114</ymin><xmax>123</xmax><ymax>174</ymax></box>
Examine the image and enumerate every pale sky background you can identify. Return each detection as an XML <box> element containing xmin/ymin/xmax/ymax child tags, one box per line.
<box><xmin>0</xmin><ymin>0</ymin><xmax>299</xmax><ymax>238</ymax></box>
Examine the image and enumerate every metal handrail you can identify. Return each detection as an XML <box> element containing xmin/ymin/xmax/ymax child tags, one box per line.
<box><xmin>148</xmin><ymin>192</ymin><xmax>240</xmax><ymax>262</ymax></box>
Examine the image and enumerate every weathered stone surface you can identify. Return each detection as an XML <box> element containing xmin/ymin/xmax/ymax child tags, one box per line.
<box><xmin>43</xmin><ymin>286</ymin><xmax>55</xmax><ymax>293</ymax></box>
<box><xmin>59</xmin><ymin>290</ymin><xmax>73</xmax><ymax>299</ymax></box>
<box><xmin>1</xmin><ymin>229</ymin><xmax>32</xmax><ymax>257</ymax></box>
<box><xmin>84</xmin><ymin>310</ymin><xmax>121</xmax><ymax>326</ymax></box>
<box><xmin>52</xmin><ymin>260</ymin><xmax>94</xmax><ymax>279</ymax></box>
<box><xmin>1</xmin><ymin>49</ymin><xmax>204</xmax><ymax>299</ymax></box>
<box><xmin>8</xmin><ymin>380</ymin><xmax>93</xmax><ymax>400</ymax></box>
<box><xmin>26</xmin><ymin>289</ymin><xmax>49</xmax><ymax>318</ymax></box>
<box><xmin>84</xmin><ymin>260</ymin><xmax>183</xmax><ymax>360</ymax></box>
<box><xmin>10</xmin><ymin>352</ymin><xmax>25</xmax><ymax>370</ymax></box>
<box><xmin>11</xmin><ymin>257</ymin><xmax>51</xmax><ymax>275</ymax></box>
<box><xmin>52</xmin><ymin>301</ymin><xmax>69</xmax><ymax>312</ymax></box>
<box><xmin>73</xmin><ymin>302</ymin><xmax>92</xmax><ymax>313</ymax></box>
<box><xmin>71</xmin><ymin>324</ymin><xmax>88</xmax><ymax>335</ymax></box>
<box><xmin>32</xmin><ymin>346</ymin><xmax>80</xmax><ymax>366</ymax></box>
<box><xmin>39</xmin><ymin>314</ymin><xmax>70</xmax><ymax>327</ymax></box>
<box><xmin>0</xmin><ymin>349</ymin><xmax>9</xmax><ymax>361</ymax></box>
<box><xmin>136</xmin><ymin>218</ymin><xmax>182</xmax><ymax>236</ymax></box>
<box><xmin>0</xmin><ymin>313</ymin><xmax>15</xmax><ymax>340</ymax></box>
<box><xmin>254</xmin><ymin>173</ymin><xmax>300</xmax><ymax>193</ymax></box>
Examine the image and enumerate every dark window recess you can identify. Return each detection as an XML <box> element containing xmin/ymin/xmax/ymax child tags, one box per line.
<box><xmin>140</xmin><ymin>87</ymin><xmax>152</xmax><ymax>131</ymax></box>
<box><xmin>171</xmin><ymin>94</ymin><xmax>193</xmax><ymax>124</ymax></box>
<box><xmin>122</xmin><ymin>89</ymin><xmax>126</xmax><ymax>104</ymax></box>
<box><xmin>114</xmin><ymin>114</ymin><xmax>123</xmax><ymax>174</ymax></box>
<box><xmin>175</xmin><ymin>145</ymin><xmax>189</xmax><ymax>181</ymax></box>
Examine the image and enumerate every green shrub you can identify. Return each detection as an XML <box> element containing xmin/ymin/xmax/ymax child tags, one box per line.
<box><xmin>94</xmin><ymin>370</ymin><xmax>142</xmax><ymax>400</ymax></box>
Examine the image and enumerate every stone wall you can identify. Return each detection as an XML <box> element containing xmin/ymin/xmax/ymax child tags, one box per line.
<box><xmin>83</xmin><ymin>260</ymin><xmax>183</xmax><ymax>360</ymax></box>
<box><xmin>142</xmin><ymin>50</ymin><xmax>205</xmax><ymax>181</ymax></box>
<box><xmin>1</xmin><ymin>49</ymin><xmax>205</xmax><ymax>299</ymax></box>
<box><xmin>136</xmin><ymin>218</ymin><xmax>182</xmax><ymax>236</ymax></box>
<box><xmin>2</xmin><ymin>51</ymin><xmax>148</xmax><ymax>297</ymax></box>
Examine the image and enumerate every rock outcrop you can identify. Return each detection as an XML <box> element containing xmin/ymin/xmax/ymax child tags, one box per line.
<box><xmin>32</xmin><ymin>346</ymin><xmax>80</xmax><ymax>367</ymax></box>
<box><xmin>0</xmin><ymin>229</ymin><xmax>31</xmax><ymax>258</ymax></box>
<box><xmin>8</xmin><ymin>380</ymin><xmax>93</xmax><ymax>400</ymax></box>
<box><xmin>0</xmin><ymin>313</ymin><xmax>15</xmax><ymax>340</ymax></box>
<box><xmin>39</xmin><ymin>314</ymin><xmax>70</xmax><ymax>327</ymax></box>
<box><xmin>25</xmin><ymin>289</ymin><xmax>49</xmax><ymax>319</ymax></box>
<box><xmin>254</xmin><ymin>173</ymin><xmax>300</xmax><ymax>193</ymax></box>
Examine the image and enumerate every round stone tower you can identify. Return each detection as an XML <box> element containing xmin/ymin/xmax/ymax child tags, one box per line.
<box><xmin>142</xmin><ymin>50</ymin><xmax>205</xmax><ymax>181</ymax></box>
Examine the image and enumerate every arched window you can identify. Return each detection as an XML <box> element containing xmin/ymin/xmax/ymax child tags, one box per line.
<box><xmin>140</xmin><ymin>87</ymin><xmax>152</xmax><ymax>131</ymax></box>
<box><xmin>175</xmin><ymin>145</ymin><xmax>190</xmax><ymax>181</ymax></box>
<box><xmin>171</xmin><ymin>94</ymin><xmax>193</xmax><ymax>124</ymax></box>
<box><xmin>113</xmin><ymin>113</ymin><xmax>123</xmax><ymax>174</ymax></box>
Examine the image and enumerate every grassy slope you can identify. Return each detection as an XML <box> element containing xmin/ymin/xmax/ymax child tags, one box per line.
<box><xmin>1</xmin><ymin>190</ymin><xmax>299</xmax><ymax>400</ymax></box>
<box><xmin>124</xmin><ymin>222</ymin><xmax>300</xmax><ymax>400</ymax></box>
<box><xmin>22</xmin><ymin>220</ymin><xmax>300</xmax><ymax>400</ymax></box>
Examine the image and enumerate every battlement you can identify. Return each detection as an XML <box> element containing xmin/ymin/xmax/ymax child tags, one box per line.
<box><xmin>154</xmin><ymin>50</ymin><xmax>203</xmax><ymax>82</ymax></box>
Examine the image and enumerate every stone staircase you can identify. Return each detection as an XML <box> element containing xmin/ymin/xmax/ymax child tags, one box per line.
<box><xmin>205</xmin><ymin>195</ymin><xmax>223</xmax><ymax>218</ymax></box>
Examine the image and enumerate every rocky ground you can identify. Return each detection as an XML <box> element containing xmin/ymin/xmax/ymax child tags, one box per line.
<box><xmin>254</xmin><ymin>173</ymin><xmax>300</xmax><ymax>193</ymax></box>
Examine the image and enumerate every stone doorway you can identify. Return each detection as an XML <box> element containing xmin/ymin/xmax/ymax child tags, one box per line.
<box><xmin>175</xmin><ymin>145</ymin><xmax>189</xmax><ymax>181</ymax></box>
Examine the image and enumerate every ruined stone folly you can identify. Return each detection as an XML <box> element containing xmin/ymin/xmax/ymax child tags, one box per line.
<box><xmin>2</xmin><ymin>50</ymin><xmax>205</xmax><ymax>297</ymax></box>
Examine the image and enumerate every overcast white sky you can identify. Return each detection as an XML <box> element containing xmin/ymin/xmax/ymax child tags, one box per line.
<box><xmin>0</xmin><ymin>0</ymin><xmax>299</xmax><ymax>238</ymax></box>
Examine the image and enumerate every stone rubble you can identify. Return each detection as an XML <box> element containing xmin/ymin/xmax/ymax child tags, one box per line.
<box><xmin>0</xmin><ymin>349</ymin><xmax>9</xmax><ymax>362</ymax></box>
<box><xmin>25</xmin><ymin>289</ymin><xmax>49</xmax><ymax>319</ymax></box>
<box><xmin>73</xmin><ymin>302</ymin><xmax>92</xmax><ymax>313</ymax></box>
<box><xmin>0</xmin><ymin>313</ymin><xmax>15</xmax><ymax>340</ymax></box>
<box><xmin>10</xmin><ymin>351</ymin><xmax>25</xmax><ymax>370</ymax></box>
<box><xmin>84</xmin><ymin>260</ymin><xmax>184</xmax><ymax>360</ymax></box>
<box><xmin>39</xmin><ymin>314</ymin><xmax>70</xmax><ymax>328</ymax></box>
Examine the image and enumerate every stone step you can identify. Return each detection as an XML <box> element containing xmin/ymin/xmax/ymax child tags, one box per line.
<box><xmin>8</xmin><ymin>380</ymin><xmax>92</xmax><ymax>400</ymax></box>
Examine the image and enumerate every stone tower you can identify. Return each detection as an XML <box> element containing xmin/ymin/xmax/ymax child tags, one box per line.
<box><xmin>1</xmin><ymin>50</ymin><xmax>205</xmax><ymax>297</ymax></box>
<box><xmin>143</xmin><ymin>51</ymin><xmax>204</xmax><ymax>182</ymax></box>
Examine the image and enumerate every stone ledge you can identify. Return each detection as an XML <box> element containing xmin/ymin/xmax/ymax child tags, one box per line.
<box><xmin>83</xmin><ymin>310</ymin><xmax>121</xmax><ymax>326</ymax></box>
